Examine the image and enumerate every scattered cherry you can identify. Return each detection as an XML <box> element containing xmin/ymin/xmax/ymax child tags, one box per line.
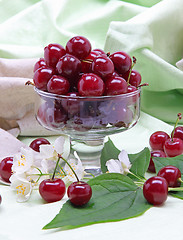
<box><xmin>67</xmin><ymin>181</ymin><xmax>92</xmax><ymax>206</ymax></box>
<box><xmin>157</xmin><ymin>165</ymin><xmax>181</xmax><ymax>187</ymax></box>
<box><xmin>29</xmin><ymin>138</ymin><xmax>50</xmax><ymax>152</ymax></box>
<box><xmin>171</xmin><ymin>126</ymin><xmax>183</xmax><ymax>141</ymax></box>
<box><xmin>143</xmin><ymin>176</ymin><xmax>168</xmax><ymax>205</ymax></box>
<box><xmin>148</xmin><ymin>150</ymin><xmax>166</xmax><ymax>173</ymax></box>
<box><xmin>123</xmin><ymin>69</ymin><xmax>142</xmax><ymax>87</ymax></box>
<box><xmin>163</xmin><ymin>137</ymin><xmax>183</xmax><ymax>157</ymax></box>
<box><xmin>0</xmin><ymin>157</ymin><xmax>13</xmax><ymax>183</ymax></box>
<box><xmin>39</xmin><ymin>178</ymin><xmax>66</xmax><ymax>203</ymax></box>
<box><xmin>149</xmin><ymin>131</ymin><xmax>170</xmax><ymax>151</ymax></box>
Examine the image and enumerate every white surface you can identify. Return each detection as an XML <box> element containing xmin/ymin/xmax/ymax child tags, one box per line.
<box><xmin>1</xmin><ymin>112</ymin><xmax>180</xmax><ymax>240</ymax></box>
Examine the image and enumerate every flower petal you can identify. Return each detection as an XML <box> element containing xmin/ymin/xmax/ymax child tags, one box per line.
<box><xmin>118</xmin><ymin>150</ymin><xmax>131</xmax><ymax>169</ymax></box>
<box><xmin>106</xmin><ymin>159</ymin><xmax>123</xmax><ymax>173</ymax></box>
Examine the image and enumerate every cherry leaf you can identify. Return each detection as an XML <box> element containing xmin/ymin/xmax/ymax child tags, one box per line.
<box><xmin>43</xmin><ymin>173</ymin><xmax>151</xmax><ymax>230</ymax></box>
<box><xmin>100</xmin><ymin>138</ymin><xmax>120</xmax><ymax>173</ymax></box>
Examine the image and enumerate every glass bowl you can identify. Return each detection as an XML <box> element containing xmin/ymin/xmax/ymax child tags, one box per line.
<box><xmin>34</xmin><ymin>87</ymin><xmax>141</xmax><ymax>175</ymax></box>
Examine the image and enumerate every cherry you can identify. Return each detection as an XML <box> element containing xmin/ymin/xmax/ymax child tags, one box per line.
<box><xmin>105</xmin><ymin>76</ymin><xmax>128</xmax><ymax>95</ymax></box>
<box><xmin>29</xmin><ymin>138</ymin><xmax>50</xmax><ymax>152</ymax></box>
<box><xmin>44</xmin><ymin>43</ymin><xmax>66</xmax><ymax>68</ymax></box>
<box><xmin>56</xmin><ymin>54</ymin><xmax>81</xmax><ymax>81</ymax></box>
<box><xmin>143</xmin><ymin>176</ymin><xmax>168</xmax><ymax>205</ymax></box>
<box><xmin>81</xmin><ymin>50</ymin><xmax>98</xmax><ymax>73</ymax></box>
<box><xmin>46</xmin><ymin>105</ymin><xmax>68</xmax><ymax>128</ymax></box>
<box><xmin>0</xmin><ymin>157</ymin><xmax>13</xmax><ymax>183</ymax></box>
<box><xmin>66</xmin><ymin>36</ymin><xmax>91</xmax><ymax>60</ymax></box>
<box><xmin>34</xmin><ymin>58</ymin><xmax>46</xmax><ymax>72</ymax></box>
<box><xmin>92</xmin><ymin>48</ymin><xmax>106</xmax><ymax>55</ymax></box>
<box><xmin>157</xmin><ymin>165</ymin><xmax>181</xmax><ymax>187</ymax></box>
<box><xmin>149</xmin><ymin>131</ymin><xmax>170</xmax><ymax>151</ymax></box>
<box><xmin>123</xmin><ymin>69</ymin><xmax>142</xmax><ymax>87</ymax></box>
<box><xmin>148</xmin><ymin>150</ymin><xmax>166</xmax><ymax>173</ymax></box>
<box><xmin>33</xmin><ymin>66</ymin><xmax>54</xmax><ymax>91</ymax></box>
<box><xmin>47</xmin><ymin>75</ymin><xmax>70</xmax><ymax>95</ymax></box>
<box><xmin>61</xmin><ymin>92</ymin><xmax>80</xmax><ymax>116</ymax></box>
<box><xmin>92</xmin><ymin>54</ymin><xmax>114</xmax><ymax>80</ymax></box>
<box><xmin>109</xmin><ymin>51</ymin><xmax>132</xmax><ymax>74</ymax></box>
<box><xmin>163</xmin><ymin>137</ymin><xmax>183</xmax><ymax>157</ymax></box>
<box><xmin>171</xmin><ymin>126</ymin><xmax>183</xmax><ymax>140</ymax></box>
<box><xmin>78</xmin><ymin>73</ymin><xmax>104</xmax><ymax>96</ymax></box>
<box><xmin>39</xmin><ymin>178</ymin><xmax>66</xmax><ymax>203</ymax></box>
<box><xmin>67</xmin><ymin>181</ymin><xmax>92</xmax><ymax>206</ymax></box>
<box><xmin>127</xmin><ymin>85</ymin><xmax>137</xmax><ymax>93</ymax></box>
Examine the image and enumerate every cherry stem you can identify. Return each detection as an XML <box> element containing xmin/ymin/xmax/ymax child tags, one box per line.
<box><xmin>128</xmin><ymin>170</ymin><xmax>146</xmax><ymax>182</ymax></box>
<box><xmin>25</xmin><ymin>80</ymin><xmax>35</xmax><ymax>86</ymax></box>
<box><xmin>168</xmin><ymin>187</ymin><xmax>183</xmax><ymax>192</ymax></box>
<box><xmin>127</xmin><ymin>56</ymin><xmax>136</xmax><ymax>85</ymax></box>
<box><xmin>138</xmin><ymin>83</ymin><xmax>149</xmax><ymax>88</ymax></box>
<box><xmin>59</xmin><ymin>154</ymin><xmax>80</xmax><ymax>182</ymax></box>
<box><xmin>178</xmin><ymin>177</ymin><xmax>183</xmax><ymax>183</ymax></box>
<box><xmin>52</xmin><ymin>156</ymin><xmax>61</xmax><ymax>180</ymax></box>
<box><xmin>171</xmin><ymin>113</ymin><xmax>182</xmax><ymax>141</ymax></box>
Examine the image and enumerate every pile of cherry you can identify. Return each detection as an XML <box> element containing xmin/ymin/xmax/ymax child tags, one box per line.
<box><xmin>33</xmin><ymin>35</ymin><xmax>141</xmax><ymax>130</ymax></box>
<box><xmin>144</xmin><ymin>113</ymin><xmax>183</xmax><ymax>205</ymax></box>
<box><xmin>33</xmin><ymin>35</ymin><xmax>141</xmax><ymax>96</ymax></box>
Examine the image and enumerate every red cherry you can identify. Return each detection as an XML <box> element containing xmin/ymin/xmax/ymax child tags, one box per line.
<box><xmin>29</xmin><ymin>138</ymin><xmax>50</xmax><ymax>152</ymax></box>
<box><xmin>39</xmin><ymin>178</ymin><xmax>66</xmax><ymax>203</ymax></box>
<box><xmin>172</xmin><ymin>126</ymin><xmax>183</xmax><ymax>140</ymax></box>
<box><xmin>56</xmin><ymin>54</ymin><xmax>81</xmax><ymax>81</ymax></box>
<box><xmin>149</xmin><ymin>131</ymin><xmax>170</xmax><ymax>151</ymax></box>
<box><xmin>47</xmin><ymin>75</ymin><xmax>70</xmax><ymax>95</ymax></box>
<box><xmin>143</xmin><ymin>176</ymin><xmax>168</xmax><ymax>205</ymax></box>
<box><xmin>148</xmin><ymin>150</ymin><xmax>166</xmax><ymax>173</ymax></box>
<box><xmin>163</xmin><ymin>137</ymin><xmax>183</xmax><ymax>157</ymax></box>
<box><xmin>33</xmin><ymin>66</ymin><xmax>54</xmax><ymax>91</ymax></box>
<box><xmin>92</xmin><ymin>54</ymin><xmax>114</xmax><ymax>80</ymax></box>
<box><xmin>44</xmin><ymin>43</ymin><xmax>66</xmax><ymax>68</ymax></box>
<box><xmin>34</xmin><ymin>58</ymin><xmax>46</xmax><ymax>72</ymax></box>
<box><xmin>0</xmin><ymin>157</ymin><xmax>13</xmax><ymax>183</ymax></box>
<box><xmin>105</xmin><ymin>76</ymin><xmax>128</xmax><ymax>95</ymax></box>
<box><xmin>66</xmin><ymin>36</ymin><xmax>91</xmax><ymax>59</ymax></box>
<box><xmin>92</xmin><ymin>48</ymin><xmax>106</xmax><ymax>55</ymax></box>
<box><xmin>109</xmin><ymin>51</ymin><xmax>132</xmax><ymax>74</ymax></box>
<box><xmin>157</xmin><ymin>165</ymin><xmax>181</xmax><ymax>187</ymax></box>
<box><xmin>127</xmin><ymin>85</ymin><xmax>137</xmax><ymax>93</ymax></box>
<box><xmin>78</xmin><ymin>73</ymin><xmax>104</xmax><ymax>96</ymax></box>
<box><xmin>62</xmin><ymin>92</ymin><xmax>80</xmax><ymax>116</ymax></box>
<box><xmin>81</xmin><ymin>51</ymin><xmax>98</xmax><ymax>73</ymax></box>
<box><xmin>123</xmin><ymin>69</ymin><xmax>142</xmax><ymax>87</ymax></box>
<box><xmin>67</xmin><ymin>181</ymin><xmax>92</xmax><ymax>206</ymax></box>
<box><xmin>46</xmin><ymin>105</ymin><xmax>68</xmax><ymax>128</ymax></box>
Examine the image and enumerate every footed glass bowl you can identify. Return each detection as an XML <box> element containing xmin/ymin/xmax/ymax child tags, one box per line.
<box><xmin>34</xmin><ymin>87</ymin><xmax>141</xmax><ymax>175</ymax></box>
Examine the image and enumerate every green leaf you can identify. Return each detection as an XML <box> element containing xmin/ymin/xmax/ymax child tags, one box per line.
<box><xmin>153</xmin><ymin>155</ymin><xmax>183</xmax><ymax>199</ymax></box>
<box><xmin>100</xmin><ymin>138</ymin><xmax>120</xmax><ymax>173</ymax></box>
<box><xmin>128</xmin><ymin>147</ymin><xmax>151</xmax><ymax>180</ymax></box>
<box><xmin>43</xmin><ymin>173</ymin><xmax>151</xmax><ymax>230</ymax></box>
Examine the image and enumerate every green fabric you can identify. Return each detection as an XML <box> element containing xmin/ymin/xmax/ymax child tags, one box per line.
<box><xmin>0</xmin><ymin>0</ymin><xmax>182</xmax><ymax>124</ymax></box>
<box><xmin>105</xmin><ymin>0</ymin><xmax>183</xmax><ymax>124</ymax></box>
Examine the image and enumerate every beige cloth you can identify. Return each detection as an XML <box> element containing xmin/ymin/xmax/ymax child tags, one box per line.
<box><xmin>0</xmin><ymin>58</ymin><xmax>57</xmax><ymax>136</ymax></box>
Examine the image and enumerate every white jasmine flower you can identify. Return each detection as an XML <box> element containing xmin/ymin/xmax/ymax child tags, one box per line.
<box><xmin>10</xmin><ymin>173</ymin><xmax>33</xmax><ymax>202</ymax></box>
<box><xmin>106</xmin><ymin>150</ymin><xmax>131</xmax><ymax>175</ymax></box>
<box><xmin>61</xmin><ymin>152</ymin><xmax>85</xmax><ymax>186</ymax></box>
<box><xmin>12</xmin><ymin>148</ymin><xmax>34</xmax><ymax>174</ymax></box>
